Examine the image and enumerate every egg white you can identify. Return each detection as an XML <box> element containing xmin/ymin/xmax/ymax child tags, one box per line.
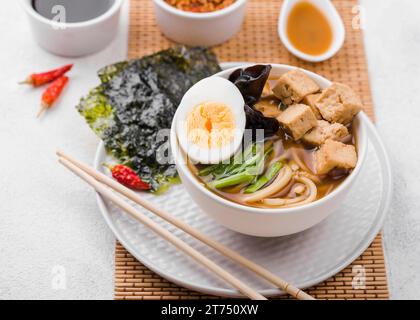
<box><xmin>176</xmin><ymin>76</ymin><xmax>246</xmax><ymax>164</ymax></box>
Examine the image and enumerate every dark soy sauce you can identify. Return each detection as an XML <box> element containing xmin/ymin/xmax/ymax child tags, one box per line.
<box><xmin>32</xmin><ymin>0</ymin><xmax>115</xmax><ymax>23</ymax></box>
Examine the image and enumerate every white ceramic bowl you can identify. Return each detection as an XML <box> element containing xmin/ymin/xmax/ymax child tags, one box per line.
<box><xmin>278</xmin><ymin>0</ymin><xmax>345</xmax><ymax>62</ymax></box>
<box><xmin>170</xmin><ymin>64</ymin><xmax>367</xmax><ymax>237</ymax></box>
<box><xmin>20</xmin><ymin>0</ymin><xmax>124</xmax><ymax>57</ymax></box>
<box><xmin>152</xmin><ymin>0</ymin><xmax>247</xmax><ymax>46</ymax></box>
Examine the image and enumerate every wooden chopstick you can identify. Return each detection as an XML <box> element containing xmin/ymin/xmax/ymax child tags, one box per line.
<box><xmin>57</xmin><ymin>150</ymin><xmax>315</xmax><ymax>300</ymax></box>
<box><xmin>58</xmin><ymin>156</ymin><xmax>266</xmax><ymax>300</ymax></box>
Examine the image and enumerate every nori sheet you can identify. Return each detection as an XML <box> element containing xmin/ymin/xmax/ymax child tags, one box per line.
<box><xmin>77</xmin><ymin>46</ymin><xmax>221</xmax><ymax>192</ymax></box>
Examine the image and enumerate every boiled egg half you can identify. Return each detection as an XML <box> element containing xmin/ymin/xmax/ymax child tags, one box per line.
<box><xmin>176</xmin><ymin>77</ymin><xmax>246</xmax><ymax>164</ymax></box>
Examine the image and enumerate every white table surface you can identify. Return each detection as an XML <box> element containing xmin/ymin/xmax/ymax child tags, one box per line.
<box><xmin>0</xmin><ymin>0</ymin><xmax>418</xmax><ymax>300</ymax></box>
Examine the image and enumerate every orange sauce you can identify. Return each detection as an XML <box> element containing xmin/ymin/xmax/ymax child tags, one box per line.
<box><xmin>286</xmin><ymin>1</ymin><xmax>333</xmax><ymax>56</ymax></box>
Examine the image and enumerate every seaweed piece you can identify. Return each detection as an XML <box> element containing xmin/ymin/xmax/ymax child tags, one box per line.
<box><xmin>228</xmin><ymin>65</ymin><xmax>279</xmax><ymax>138</ymax></box>
<box><xmin>77</xmin><ymin>46</ymin><xmax>221</xmax><ymax>192</ymax></box>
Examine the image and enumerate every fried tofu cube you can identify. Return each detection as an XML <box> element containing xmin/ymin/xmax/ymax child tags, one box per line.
<box><xmin>303</xmin><ymin>120</ymin><xmax>349</xmax><ymax>146</ymax></box>
<box><xmin>315</xmin><ymin>139</ymin><xmax>358</xmax><ymax>175</ymax></box>
<box><xmin>272</xmin><ymin>70</ymin><xmax>320</xmax><ymax>106</ymax></box>
<box><xmin>277</xmin><ymin>104</ymin><xmax>317</xmax><ymax>140</ymax></box>
<box><xmin>302</xmin><ymin>93</ymin><xmax>322</xmax><ymax>119</ymax></box>
<box><xmin>315</xmin><ymin>83</ymin><xmax>363</xmax><ymax>124</ymax></box>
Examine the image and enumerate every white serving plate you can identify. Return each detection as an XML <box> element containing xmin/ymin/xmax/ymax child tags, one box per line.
<box><xmin>94</xmin><ymin>63</ymin><xmax>392</xmax><ymax>297</ymax></box>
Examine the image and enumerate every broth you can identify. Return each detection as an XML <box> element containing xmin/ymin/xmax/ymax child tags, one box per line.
<box><xmin>286</xmin><ymin>1</ymin><xmax>333</xmax><ymax>56</ymax></box>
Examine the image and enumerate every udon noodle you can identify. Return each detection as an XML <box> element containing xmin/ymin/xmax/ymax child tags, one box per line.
<box><xmin>189</xmin><ymin>130</ymin><xmax>354</xmax><ymax>209</ymax></box>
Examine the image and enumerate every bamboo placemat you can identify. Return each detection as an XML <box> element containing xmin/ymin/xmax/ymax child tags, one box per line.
<box><xmin>115</xmin><ymin>0</ymin><xmax>388</xmax><ymax>300</ymax></box>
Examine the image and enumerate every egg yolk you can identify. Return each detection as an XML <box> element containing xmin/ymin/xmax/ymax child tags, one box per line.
<box><xmin>186</xmin><ymin>102</ymin><xmax>235</xmax><ymax>149</ymax></box>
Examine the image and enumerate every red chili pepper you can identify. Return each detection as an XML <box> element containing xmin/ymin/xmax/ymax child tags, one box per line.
<box><xmin>104</xmin><ymin>164</ymin><xmax>151</xmax><ymax>191</ymax></box>
<box><xmin>20</xmin><ymin>64</ymin><xmax>73</xmax><ymax>87</ymax></box>
<box><xmin>37</xmin><ymin>76</ymin><xmax>69</xmax><ymax>118</ymax></box>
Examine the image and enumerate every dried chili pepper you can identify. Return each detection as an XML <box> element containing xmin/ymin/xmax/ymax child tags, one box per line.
<box><xmin>37</xmin><ymin>75</ymin><xmax>69</xmax><ymax>118</ymax></box>
<box><xmin>20</xmin><ymin>64</ymin><xmax>73</xmax><ymax>87</ymax></box>
<box><xmin>104</xmin><ymin>164</ymin><xmax>151</xmax><ymax>191</ymax></box>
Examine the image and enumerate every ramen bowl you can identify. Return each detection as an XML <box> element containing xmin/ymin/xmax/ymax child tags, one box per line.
<box><xmin>170</xmin><ymin>64</ymin><xmax>367</xmax><ymax>237</ymax></box>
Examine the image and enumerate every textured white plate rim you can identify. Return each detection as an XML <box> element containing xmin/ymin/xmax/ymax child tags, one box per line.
<box><xmin>94</xmin><ymin>63</ymin><xmax>392</xmax><ymax>298</ymax></box>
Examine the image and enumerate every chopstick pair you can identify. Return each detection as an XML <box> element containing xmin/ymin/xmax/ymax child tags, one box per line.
<box><xmin>57</xmin><ymin>150</ymin><xmax>315</xmax><ymax>301</ymax></box>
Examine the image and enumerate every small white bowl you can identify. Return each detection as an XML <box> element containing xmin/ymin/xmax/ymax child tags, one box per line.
<box><xmin>20</xmin><ymin>0</ymin><xmax>124</xmax><ymax>57</ymax></box>
<box><xmin>278</xmin><ymin>0</ymin><xmax>345</xmax><ymax>62</ymax></box>
<box><xmin>152</xmin><ymin>0</ymin><xmax>247</xmax><ymax>46</ymax></box>
<box><xmin>170</xmin><ymin>64</ymin><xmax>367</xmax><ymax>237</ymax></box>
